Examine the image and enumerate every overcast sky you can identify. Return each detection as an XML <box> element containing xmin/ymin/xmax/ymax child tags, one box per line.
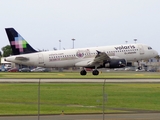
<box><xmin>1</xmin><ymin>0</ymin><xmax>160</xmax><ymax>53</ymax></box>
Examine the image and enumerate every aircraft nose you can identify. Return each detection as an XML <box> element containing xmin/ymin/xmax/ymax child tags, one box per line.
<box><xmin>154</xmin><ymin>50</ymin><xmax>158</xmax><ymax>56</ymax></box>
<box><xmin>153</xmin><ymin>50</ymin><xmax>158</xmax><ymax>57</ymax></box>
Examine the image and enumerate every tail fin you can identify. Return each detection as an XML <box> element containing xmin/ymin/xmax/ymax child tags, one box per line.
<box><xmin>5</xmin><ymin>28</ymin><xmax>37</xmax><ymax>55</ymax></box>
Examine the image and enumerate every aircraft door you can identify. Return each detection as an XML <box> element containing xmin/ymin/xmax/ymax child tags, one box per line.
<box><xmin>38</xmin><ymin>53</ymin><xmax>44</xmax><ymax>64</ymax></box>
<box><xmin>138</xmin><ymin>45</ymin><xmax>144</xmax><ymax>54</ymax></box>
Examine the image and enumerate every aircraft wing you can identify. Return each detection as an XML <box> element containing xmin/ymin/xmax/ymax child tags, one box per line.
<box><xmin>90</xmin><ymin>50</ymin><xmax>110</xmax><ymax>67</ymax></box>
<box><xmin>75</xmin><ymin>50</ymin><xmax>110</xmax><ymax>67</ymax></box>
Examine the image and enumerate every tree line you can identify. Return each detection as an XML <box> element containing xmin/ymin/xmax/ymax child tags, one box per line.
<box><xmin>0</xmin><ymin>45</ymin><xmax>12</xmax><ymax>57</ymax></box>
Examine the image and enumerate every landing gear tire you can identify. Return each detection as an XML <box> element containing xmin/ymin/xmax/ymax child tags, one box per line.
<box><xmin>138</xmin><ymin>66</ymin><xmax>142</xmax><ymax>70</ymax></box>
<box><xmin>92</xmin><ymin>70</ymin><xmax>99</xmax><ymax>76</ymax></box>
<box><xmin>80</xmin><ymin>70</ymin><xmax>87</xmax><ymax>75</ymax></box>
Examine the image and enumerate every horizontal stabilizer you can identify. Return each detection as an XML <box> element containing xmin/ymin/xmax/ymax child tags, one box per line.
<box><xmin>15</xmin><ymin>56</ymin><xmax>29</xmax><ymax>61</ymax></box>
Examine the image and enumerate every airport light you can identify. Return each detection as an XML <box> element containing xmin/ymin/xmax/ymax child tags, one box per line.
<box><xmin>59</xmin><ymin>40</ymin><xmax>61</xmax><ymax>50</ymax></box>
<box><xmin>72</xmin><ymin>38</ymin><xmax>75</xmax><ymax>49</ymax></box>
<box><xmin>134</xmin><ymin>39</ymin><xmax>137</xmax><ymax>44</ymax></box>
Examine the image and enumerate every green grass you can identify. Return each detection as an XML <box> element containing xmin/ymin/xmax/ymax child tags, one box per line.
<box><xmin>0</xmin><ymin>71</ymin><xmax>160</xmax><ymax>78</ymax></box>
<box><xmin>0</xmin><ymin>71</ymin><xmax>160</xmax><ymax>115</ymax></box>
<box><xmin>0</xmin><ymin>83</ymin><xmax>160</xmax><ymax>115</ymax></box>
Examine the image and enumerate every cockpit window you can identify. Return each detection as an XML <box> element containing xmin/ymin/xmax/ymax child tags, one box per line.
<box><xmin>148</xmin><ymin>47</ymin><xmax>152</xmax><ymax>50</ymax></box>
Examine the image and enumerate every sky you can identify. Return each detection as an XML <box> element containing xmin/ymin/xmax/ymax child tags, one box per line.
<box><xmin>1</xmin><ymin>0</ymin><xmax>160</xmax><ymax>53</ymax></box>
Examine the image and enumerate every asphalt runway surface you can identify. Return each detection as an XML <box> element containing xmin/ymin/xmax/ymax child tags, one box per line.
<box><xmin>0</xmin><ymin>78</ymin><xmax>160</xmax><ymax>83</ymax></box>
<box><xmin>0</xmin><ymin>113</ymin><xmax>160</xmax><ymax>120</ymax></box>
<box><xmin>0</xmin><ymin>78</ymin><xmax>160</xmax><ymax>120</ymax></box>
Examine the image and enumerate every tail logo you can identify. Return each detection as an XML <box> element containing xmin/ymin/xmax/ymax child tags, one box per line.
<box><xmin>11</xmin><ymin>33</ymin><xmax>27</xmax><ymax>52</ymax></box>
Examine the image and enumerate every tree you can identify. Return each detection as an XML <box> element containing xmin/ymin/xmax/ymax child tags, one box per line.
<box><xmin>1</xmin><ymin>45</ymin><xmax>12</xmax><ymax>57</ymax></box>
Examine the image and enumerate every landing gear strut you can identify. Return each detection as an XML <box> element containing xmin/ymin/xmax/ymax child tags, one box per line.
<box><xmin>92</xmin><ymin>64</ymin><xmax>100</xmax><ymax>75</ymax></box>
<box><xmin>137</xmin><ymin>61</ymin><xmax>142</xmax><ymax>70</ymax></box>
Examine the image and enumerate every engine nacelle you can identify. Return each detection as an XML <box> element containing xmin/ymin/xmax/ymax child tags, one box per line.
<box><xmin>104</xmin><ymin>59</ymin><xmax>127</xmax><ymax>68</ymax></box>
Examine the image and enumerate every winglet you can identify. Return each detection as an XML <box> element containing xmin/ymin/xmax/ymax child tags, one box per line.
<box><xmin>96</xmin><ymin>50</ymin><xmax>101</xmax><ymax>55</ymax></box>
<box><xmin>5</xmin><ymin>28</ymin><xmax>37</xmax><ymax>55</ymax></box>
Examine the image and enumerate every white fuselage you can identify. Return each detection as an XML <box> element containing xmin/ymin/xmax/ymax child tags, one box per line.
<box><xmin>5</xmin><ymin>44</ymin><xmax>158</xmax><ymax>68</ymax></box>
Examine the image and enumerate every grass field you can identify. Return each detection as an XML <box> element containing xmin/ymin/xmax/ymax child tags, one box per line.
<box><xmin>0</xmin><ymin>83</ymin><xmax>160</xmax><ymax>115</ymax></box>
<box><xmin>0</xmin><ymin>71</ymin><xmax>160</xmax><ymax>115</ymax></box>
<box><xmin>0</xmin><ymin>71</ymin><xmax>160</xmax><ymax>78</ymax></box>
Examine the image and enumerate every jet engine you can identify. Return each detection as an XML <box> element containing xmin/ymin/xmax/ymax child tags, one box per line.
<box><xmin>104</xmin><ymin>59</ymin><xmax>127</xmax><ymax>68</ymax></box>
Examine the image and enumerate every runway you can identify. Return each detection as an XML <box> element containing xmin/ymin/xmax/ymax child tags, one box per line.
<box><xmin>0</xmin><ymin>113</ymin><xmax>160</xmax><ymax>120</ymax></box>
<box><xmin>0</xmin><ymin>78</ymin><xmax>160</xmax><ymax>83</ymax></box>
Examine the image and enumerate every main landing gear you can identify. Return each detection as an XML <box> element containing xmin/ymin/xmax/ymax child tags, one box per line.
<box><xmin>80</xmin><ymin>69</ymin><xmax>87</xmax><ymax>75</ymax></box>
<box><xmin>92</xmin><ymin>69</ymin><xmax>99</xmax><ymax>75</ymax></box>
<box><xmin>137</xmin><ymin>61</ymin><xmax>142</xmax><ymax>70</ymax></box>
<box><xmin>80</xmin><ymin>69</ymin><xmax>100</xmax><ymax>76</ymax></box>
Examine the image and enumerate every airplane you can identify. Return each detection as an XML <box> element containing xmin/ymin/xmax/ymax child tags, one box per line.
<box><xmin>5</xmin><ymin>28</ymin><xmax>158</xmax><ymax>75</ymax></box>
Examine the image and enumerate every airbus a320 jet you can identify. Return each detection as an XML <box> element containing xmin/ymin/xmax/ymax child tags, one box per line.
<box><xmin>5</xmin><ymin>28</ymin><xmax>158</xmax><ymax>75</ymax></box>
